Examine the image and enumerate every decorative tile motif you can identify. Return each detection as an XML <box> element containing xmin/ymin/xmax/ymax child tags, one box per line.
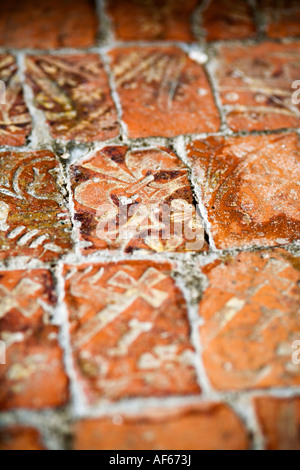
<box><xmin>199</xmin><ymin>250</ymin><xmax>300</xmax><ymax>391</ymax></box>
<box><xmin>0</xmin><ymin>0</ymin><xmax>98</xmax><ymax>49</ymax></box>
<box><xmin>0</xmin><ymin>54</ymin><xmax>32</xmax><ymax>146</ymax></box>
<box><xmin>26</xmin><ymin>55</ymin><xmax>119</xmax><ymax>142</ymax></box>
<box><xmin>202</xmin><ymin>0</ymin><xmax>256</xmax><ymax>41</ymax></box>
<box><xmin>64</xmin><ymin>261</ymin><xmax>199</xmax><ymax>403</ymax></box>
<box><xmin>214</xmin><ymin>42</ymin><xmax>300</xmax><ymax>131</ymax></box>
<box><xmin>255</xmin><ymin>397</ymin><xmax>300</xmax><ymax>450</ymax></box>
<box><xmin>107</xmin><ymin>0</ymin><xmax>198</xmax><ymax>41</ymax></box>
<box><xmin>0</xmin><ymin>150</ymin><xmax>72</xmax><ymax>262</ymax></box>
<box><xmin>71</xmin><ymin>146</ymin><xmax>205</xmax><ymax>254</ymax></box>
<box><xmin>187</xmin><ymin>133</ymin><xmax>300</xmax><ymax>250</ymax></box>
<box><xmin>0</xmin><ymin>269</ymin><xmax>69</xmax><ymax>410</ymax></box>
<box><xmin>74</xmin><ymin>404</ymin><xmax>249</xmax><ymax>450</ymax></box>
<box><xmin>261</xmin><ymin>0</ymin><xmax>300</xmax><ymax>38</ymax></box>
<box><xmin>110</xmin><ymin>46</ymin><xmax>220</xmax><ymax>138</ymax></box>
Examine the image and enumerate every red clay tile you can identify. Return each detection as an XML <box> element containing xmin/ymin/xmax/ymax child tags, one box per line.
<box><xmin>110</xmin><ymin>46</ymin><xmax>220</xmax><ymax>138</ymax></box>
<box><xmin>71</xmin><ymin>146</ymin><xmax>205</xmax><ymax>254</ymax></box>
<box><xmin>0</xmin><ymin>269</ymin><xmax>69</xmax><ymax>410</ymax></box>
<box><xmin>199</xmin><ymin>249</ymin><xmax>300</xmax><ymax>391</ymax></box>
<box><xmin>0</xmin><ymin>425</ymin><xmax>45</xmax><ymax>450</ymax></box>
<box><xmin>187</xmin><ymin>133</ymin><xmax>300</xmax><ymax>250</ymax></box>
<box><xmin>0</xmin><ymin>150</ymin><xmax>72</xmax><ymax>262</ymax></box>
<box><xmin>262</xmin><ymin>0</ymin><xmax>300</xmax><ymax>38</ymax></box>
<box><xmin>0</xmin><ymin>54</ymin><xmax>32</xmax><ymax>146</ymax></box>
<box><xmin>26</xmin><ymin>54</ymin><xmax>119</xmax><ymax>143</ymax></box>
<box><xmin>255</xmin><ymin>396</ymin><xmax>300</xmax><ymax>450</ymax></box>
<box><xmin>64</xmin><ymin>261</ymin><xmax>199</xmax><ymax>403</ymax></box>
<box><xmin>214</xmin><ymin>42</ymin><xmax>300</xmax><ymax>131</ymax></box>
<box><xmin>0</xmin><ymin>0</ymin><xmax>98</xmax><ymax>49</ymax></box>
<box><xmin>107</xmin><ymin>0</ymin><xmax>198</xmax><ymax>42</ymax></box>
<box><xmin>74</xmin><ymin>403</ymin><xmax>249</xmax><ymax>450</ymax></box>
<box><xmin>202</xmin><ymin>0</ymin><xmax>256</xmax><ymax>41</ymax></box>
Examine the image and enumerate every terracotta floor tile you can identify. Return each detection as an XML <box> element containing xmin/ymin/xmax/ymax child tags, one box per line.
<box><xmin>0</xmin><ymin>54</ymin><xmax>32</xmax><ymax>146</ymax></box>
<box><xmin>214</xmin><ymin>42</ymin><xmax>300</xmax><ymax>131</ymax></box>
<box><xmin>255</xmin><ymin>396</ymin><xmax>300</xmax><ymax>450</ymax></box>
<box><xmin>0</xmin><ymin>269</ymin><xmax>69</xmax><ymax>410</ymax></box>
<box><xmin>0</xmin><ymin>426</ymin><xmax>45</xmax><ymax>450</ymax></box>
<box><xmin>110</xmin><ymin>46</ymin><xmax>220</xmax><ymax>138</ymax></box>
<box><xmin>71</xmin><ymin>145</ymin><xmax>205</xmax><ymax>254</ymax></box>
<box><xmin>74</xmin><ymin>403</ymin><xmax>249</xmax><ymax>450</ymax></box>
<box><xmin>199</xmin><ymin>249</ymin><xmax>300</xmax><ymax>391</ymax></box>
<box><xmin>0</xmin><ymin>0</ymin><xmax>98</xmax><ymax>49</ymax></box>
<box><xmin>187</xmin><ymin>133</ymin><xmax>300</xmax><ymax>250</ymax></box>
<box><xmin>26</xmin><ymin>54</ymin><xmax>120</xmax><ymax>142</ymax></box>
<box><xmin>0</xmin><ymin>150</ymin><xmax>72</xmax><ymax>262</ymax></box>
<box><xmin>64</xmin><ymin>261</ymin><xmax>199</xmax><ymax>403</ymax></box>
<box><xmin>202</xmin><ymin>0</ymin><xmax>256</xmax><ymax>41</ymax></box>
<box><xmin>107</xmin><ymin>0</ymin><xmax>198</xmax><ymax>42</ymax></box>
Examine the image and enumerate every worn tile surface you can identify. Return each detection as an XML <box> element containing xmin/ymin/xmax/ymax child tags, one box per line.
<box><xmin>71</xmin><ymin>146</ymin><xmax>205</xmax><ymax>254</ymax></box>
<box><xmin>0</xmin><ymin>54</ymin><xmax>32</xmax><ymax>146</ymax></box>
<box><xmin>255</xmin><ymin>397</ymin><xmax>300</xmax><ymax>450</ymax></box>
<box><xmin>199</xmin><ymin>250</ymin><xmax>300</xmax><ymax>391</ymax></box>
<box><xmin>0</xmin><ymin>269</ymin><xmax>69</xmax><ymax>410</ymax></box>
<box><xmin>187</xmin><ymin>133</ymin><xmax>300</xmax><ymax>250</ymax></box>
<box><xmin>26</xmin><ymin>55</ymin><xmax>120</xmax><ymax>142</ymax></box>
<box><xmin>202</xmin><ymin>0</ymin><xmax>256</xmax><ymax>41</ymax></box>
<box><xmin>107</xmin><ymin>0</ymin><xmax>198</xmax><ymax>41</ymax></box>
<box><xmin>64</xmin><ymin>261</ymin><xmax>199</xmax><ymax>403</ymax></box>
<box><xmin>261</xmin><ymin>0</ymin><xmax>300</xmax><ymax>38</ymax></box>
<box><xmin>0</xmin><ymin>0</ymin><xmax>98</xmax><ymax>49</ymax></box>
<box><xmin>74</xmin><ymin>404</ymin><xmax>249</xmax><ymax>450</ymax></box>
<box><xmin>0</xmin><ymin>150</ymin><xmax>72</xmax><ymax>262</ymax></box>
<box><xmin>215</xmin><ymin>42</ymin><xmax>300</xmax><ymax>131</ymax></box>
<box><xmin>0</xmin><ymin>426</ymin><xmax>45</xmax><ymax>450</ymax></box>
<box><xmin>110</xmin><ymin>46</ymin><xmax>220</xmax><ymax>138</ymax></box>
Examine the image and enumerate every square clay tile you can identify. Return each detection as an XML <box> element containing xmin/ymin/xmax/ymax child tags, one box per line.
<box><xmin>26</xmin><ymin>54</ymin><xmax>120</xmax><ymax>143</ymax></box>
<box><xmin>202</xmin><ymin>0</ymin><xmax>256</xmax><ymax>41</ymax></box>
<box><xmin>0</xmin><ymin>150</ymin><xmax>72</xmax><ymax>262</ymax></box>
<box><xmin>0</xmin><ymin>0</ymin><xmax>98</xmax><ymax>49</ymax></box>
<box><xmin>107</xmin><ymin>0</ymin><xmax>198</xmax><ymax>42</ymax></box>
<box><xmin>255</xmin><ymin>397</ymin><xmax>300</xmax><ymax>450</ymax></box>
<box><xmin>109</xmin><ymin>46</ymin><xmax>220</xmax><ymax>138</ymax></box>
<box><xmin>0</xmin><ymin>426</ymin><xmax>45</xmax><ymax>450</ymax></box>
<box><xmin>214</xmin><ymin>42</ymin><xmax>300</xmax><ymax>131</ymax></box>
<box><xmin>0</xmin><ymin>269</ymin><xmax>69</xmax><ymax>410</ymax></box>
<box><xmin>71</xmin><ymin>146</ymin><xmax>206</xmax><ymax>254</ymax></box>
<box><xmin>262</xmin><ymin>0</ymin><xmax>300</xmax><ymax>38</ymax></box>
<box><xmin>199</xmin><ymin>249</ymin><xmax>300</xmax><ymax>391</ymax></box>
<box><xmin>187</xmin><ymin>133</ymin><xmax>300</xmax><ymax>250</ymax></box>
<box><xmin>63</xmin><ymin>261</ymin><xmax>199</xmax><ymax>403</ymax></box>
<box><xmin>0</xmin><ymin>54</ymin><xmax>32</xmax><ymax>146</ymax></box>
<box><xmin>74</xmin><ymin>404</ymin><xmax>249</xmax><ymax>450</ymax></box>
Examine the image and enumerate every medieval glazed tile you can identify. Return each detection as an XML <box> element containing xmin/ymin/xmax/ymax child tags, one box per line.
<box><xmin>0</xmin><ymin>54</ymin><xmax>32</xmax><ymax>146</ymax></box>
<box><xmin>0</xmin><ymin>150</ymin><xmax>72</xmax><ymax>262</ymax></box>
<box><xmin>261</xmin><ymin>0</ymin><xmax>300</xmax><ymax>38</ymax></box>
<box><xmin>187</xmin><ymin>133</ymin><xmax>300</xmax><ymax>250</ymax></box>
<box><xmin>107</xmin><ymin>0</ymin><xmax>198</xmax><ymax>41</ymax></box>
<box><xmin>0</xmin><ymin>0</ymin><xmax>98</xmax><ymax>49</ymax></box>
<box><xmin>255</xmin><ymin>397</ymin><xmax>300</xmax><ymax>450</ymax></box>
<box><xmin>26</xmin><ymin>54</ymin><xmax>120</xmax><ymax>142</ymax></box>
<box><xmin>74</xmin><ymin>404</ymin><xmax>249</xmax><ymax>450</ymax></box>
<box><xmin>0</xmin><ymin>269</ymin><xmax>69</xmax><ymax>410</ymax></box>
<box><xmin>109</xmin><ymin>46</ymin><xmax>220</xmax><ymax>138</ymax></box>
<box><xmin>63</xmin><ymin>261</ymin><xmax>200</xmax><ymax>403</ymax></box>
<box><xmin>0</xmin><ymin>426</ymin><xmax>46</xmax><ymax>450</ymax></box>
<box><xmin>71</xmin><ymin>146</ymin><xmax>205</xmax><ymax>254</ymax></box>
<box><xmin>202</xmin><ymin>0</ymin><xmax>256</xmax><ymax>41</ymax></box>
<box><xmin>199</xmin><ymin>249</ymin><xmax>300</xmax><ymax>391</ymax></box>
<box><xmin>214</xmin><ymin>42</ymin><xmax>300</xmax><ymax>131</ymax></box>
